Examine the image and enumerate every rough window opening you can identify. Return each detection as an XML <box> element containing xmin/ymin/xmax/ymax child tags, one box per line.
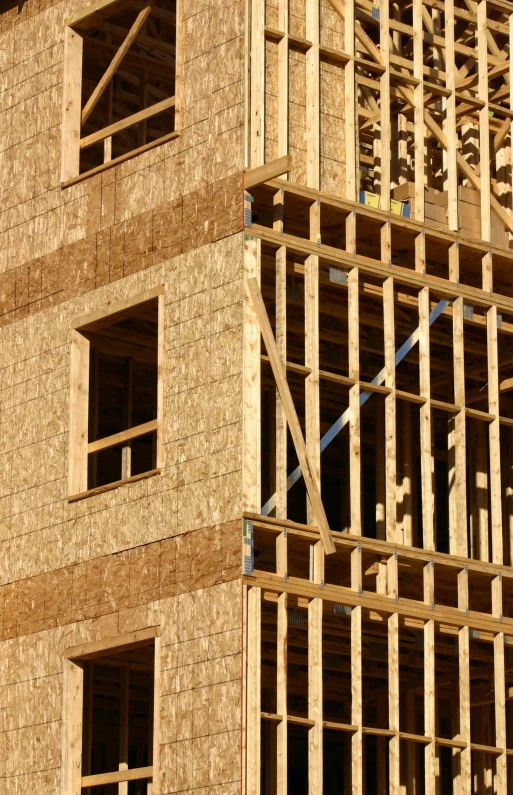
<box><xmin>69</xmin><ymin>292</ymin><xmax>162</xmax><ymax>499</ymax></box>
<box><xmin>79</xmin><ymin>642</ymin><xmax>155</xmax><ymax>794</ymax></box>
<box><xmin>63</xmin><ymin>0</ymin><xmax>178</xmax><ymax>181</ymax></box>
<box><xmin>87</xmin><ymin>300</ymin><xmax>158</xmax><ymax>489</ymax></box>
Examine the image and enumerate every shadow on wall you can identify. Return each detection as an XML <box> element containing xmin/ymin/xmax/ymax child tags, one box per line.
<box><xmin>0</xmin><ymin>0</ymin><xmax>26</xmax><ymax>13</ymax></box>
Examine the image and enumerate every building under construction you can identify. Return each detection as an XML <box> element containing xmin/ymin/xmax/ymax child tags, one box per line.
<box><xmin>1</xmin><ymin>0</ymin><xmax>513</xmax><ymax>791</ymax></box>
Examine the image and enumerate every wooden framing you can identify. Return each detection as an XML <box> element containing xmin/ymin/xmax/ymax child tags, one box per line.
<box><xmin>243</xmin><ymin>0</ymin><xmax>513</xmax><ymax>791</ymax></box>
<box><xmin>61</xmin><ymin>0</ymin><xmax>180</xmax><ymax>182</ymax></box>
<box><xmin>68</xmin><ymin>287</ymin><xmax>164</xmax><ymax>499</ymax></box>
<box><xmin>62</xmin><ymin>627</ymin><xmax>160</xmax><ymax>795</ymax></box>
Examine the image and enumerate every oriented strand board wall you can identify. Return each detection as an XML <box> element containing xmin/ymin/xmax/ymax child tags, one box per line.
<box><xmin>0</xmin><ymin>232</ymin><xmax>244</xmax><ymax>591</ymax></box>
<box><xmin>0</xmin><ymin>577</ymin><xmax>243</xmax><ymax>794</ymax></box>
<box><xmin>0</xmin><ymin>0</ymin><xmax>245</xmax><ymax>323</ymax></box>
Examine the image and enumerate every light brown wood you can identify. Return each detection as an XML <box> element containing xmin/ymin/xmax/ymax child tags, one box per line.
<box><xmin>247</xmin><ymin>276</ymin><xmax>335</xmax><ymax>554</ymax></box>
<box><xmin>247</xmin><ymin>587</ymin><xmax>262</xmax><ymax>795</ymax></box>
<box><xmin>69</xmin><ymin>330</ymin><xmax>90</xmax><ymax>496</ymax></box>
<box><xmin>68</xmin><ymin>469</ymin><xmax>160</xmax><ymax>503</ymax></box>
<box><xmin>351</xmin><ymin>605</ymin><xmax>363</xmax><ymax>794</ymax></box>
<box><xmin>88</xmin><ymin>419</ymin><xmax>158</xmax><ymax>455</ymax></box>
<box><xmin>243</xmin><ymin>238</ymin><xmax>262</xmax><ymax>514</ymax></box>
<box><xmin>81</xmin><ymin>767</ymin><xmax>153</xmax><ymax>787</ymax></box>
<box><xmin>80</xmin><ymin>95</ymin><xmax>175</xmax><ymax>149</ymax></box>
<box><xmin>63</xmin><ymin>659</ymin><xmax>84</xmax><ymax>795</ymax></box>
<box><xmin>62</xmin><ymin>131</ymin><xmax>179</xmax><ymax>186</ymax></box>
<box><xmin>66</xmin><ymin>627</ymin><xmax>159</xmax><ymax>660</ymax></box>
<box><xmin>81</xmin><ymin>5</ymin><xmax>152</xmax><ymax>125</ymax></box>
<box><xmin>245</xmin><ymin>155</ymin><xmax>292</xmax><ymax>189</ymax></box>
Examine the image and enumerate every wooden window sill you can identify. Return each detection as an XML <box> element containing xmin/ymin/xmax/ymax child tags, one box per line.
<box><xmin>61</xmin><ymin>131</ymin><xmax>179</xmax><ymax>188</ymax></box>
<box><xmin>68</xmin><ymin>468</ymin><xmax>161</xmax><ymax>502</ymax></box>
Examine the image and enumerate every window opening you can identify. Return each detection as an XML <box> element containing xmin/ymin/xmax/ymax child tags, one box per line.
<box><xmin>62</xmin><ymin>0</ymin><xmax>179</xmax><ymax>181</ymax></box>
<box><xmin>69</xmin><ymin>292</ymin><xmax>162</xmax><ymax>497</ymax></box>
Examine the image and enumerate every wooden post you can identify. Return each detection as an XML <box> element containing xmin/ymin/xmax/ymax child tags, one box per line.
<box><xmin>477</xmin><ymin>1</ymin><xmax>491</xmax><ymax>243</ymax></box>
<box><xmin>451</xmin><ymin>297</ymin><xmax>467</xmax><ymax>557</ymax></box>
<box><xmin>61</xmin><ymin>27</ymin><xmax>83</xmax><ymax>183</ymax></box>
<box><xmin>457</xmin><ymin>570</ymin><xmax>471</xmax><ymax>792</ymax></box>
<box><xmin>419</xmin><ymin>288</ymin><xmax>434</xmax><ymax>550</ymax></box>
<box><xmin>156</xmin><ymin>293</ymin><xmax>164</xmax><ymax>470</ymax></box>
<box><xmin>344</xmin><ymin>0</ymin><xmax>357</xmax><ymax>202</ymax></box>
<box><xmin>376</xmin><ymin>398</ymin><xmax>386</xmax><ymax>541</ymax></box>
<box><xmin>276</xmin><ymin>591</ymin><xmax>288</xmax><ymax>795</ymax></box>
<box><xmin>424</xmin><ymin>619</ymin><xmax>436</xmax><ymax>795</ymax></box>
<box><xmin>275</xmin><ymin>245</ymin><xmax>287</xmax><ymax>520</ymax></box>
<box><xmin>305</xmin><ymin>206</ymin><xmax>321</xmax><ymax>527</ymax></box>
<box><xmin>119</xmin><ymin>667</ymin><xmax>129</xmax><ymax>795</ymax></box>
<box><xmin>379</xmin><ymin>0</ymin><xmax>391</xmax><ymax>212</ymax></box>
<box><xmin>69</xmin><ymin>330</ymin><xmax>90</xmax><ymax>496</ymax></box>
<box><xmin>383</xmin><ymin>277</ymin><xmax>397</xmax><ymax>543</ymax></box>
<box><xmin>309</xmin><ymin>545</ymin><xmax>323</xmax><ymax>794</ymax></box>
<box><xmin>389</xmin><ymin>611</ymin><xmax>400</xmax><ymax>795</ymax></box>
<box><xmin>247</xmin><ymin>587</ymin><xmax>262</xmax><ymax>795</ymax></box>
<box><xmin>412</xmin><ymin>0</ymin><xmax>425</xmax><ymax>222</ymax></box>
<box><xmin>352</xmin><ymin>604</ymin><xmax>363</xmax><ymax>795</ymax></box>
<box><xmin>488</xmin><ymin>305</ymin><xmax>503</xmax><ymax>565</ymax></box>
<box><xmin>493</xmin><ymin>575</ymin><xmax>507</xmax><ymax>794</ymax></box>
<box><xmin>122</xmin><ymin>359</ymin><xmax>133</xmax><ymax>480</ymax></box>
<box><xmin>305</xmin><ymin>0</ymin><xmax>319</xmax><ymax>191</ymax></box>
<box><xmin>349</xmin><ymin>267</ymin><xmax>361</xmax><ymax>534</ymax></box>
<box><xmin>402</xmin><ymin>403</ymin><xmax>413</xmax><ymax>547</ymax></box>
<box><xmin>277</xmin><ymin>0</ymin><xmax>289</xmax><ymax>167</ymax></box>
<box><xmin>250</xmin><ymin>0</ymin><xmax>265</xmax><ymax>166</ymax></box>
<box><xmin>445</xmin><ymin>0</ymin><xmax>458</xmax><ymax>232</ymax></box>
<box><xmin>63</xmin><ymin>659</ymin><xmax>84</xmax><ymax>795</ymax></box>
<box><xmin>243</xmin><ymin>238</ymin><xmax>261</xmax><ymax>514</ymax></box>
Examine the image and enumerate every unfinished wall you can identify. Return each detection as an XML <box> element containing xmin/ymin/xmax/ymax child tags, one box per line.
<box><xmin>0</xmin><ymin>0</ymin><xmax>244</xmax><ymax>325</ymax></box>
<box><xmin>0</xmin><ymin>578</ymin><xmax>242</xmax><ymax>794</ymax></box>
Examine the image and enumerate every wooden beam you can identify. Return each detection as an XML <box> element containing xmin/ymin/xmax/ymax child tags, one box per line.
<box><xmin>80</xmin><ymin>95</ymin><xmax>175</xmax><ymax>149</ymax></box>
<box><xmin>87</xmin><ymin>418</ymin><xmax>158</xmax><ymax>455</ymax></box>
<box><xmin>247</xmin><ymin>276</ymin><xmax>336</xmax><ymax>554</ymax></box>
<box><xmin>81</xmin><ymin>767</ymin><xmax>153</xmax><ymax>788</ymax></box>
<box><xmin>66</xmin><ymin>627</ymin><xmax>159</xmax><ymax>660</ymax></box>
<box><xmin>81</xmin><ymin>5</ymin><xmax>152</xmax><ymax>125</ymax></box>
<box><xmin>245</xmin><ymin>155</ymin><xmax>292</xmax><ymax>189</ymax></box>
<box><xmin>419</xmin><ymin>287</ymin><xmax>435</xmax><ymax>551</ymax></box>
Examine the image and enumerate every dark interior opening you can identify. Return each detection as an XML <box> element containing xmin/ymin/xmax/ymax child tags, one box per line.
<box><xmin>81</xmin><ymin>642</ymin><xmax>154</xmax><ymax>795</ymax></box>
<box><xmin>84</xmin><ymin>297</ymin><xmax>158</xmax><ymax>490</ymax></box>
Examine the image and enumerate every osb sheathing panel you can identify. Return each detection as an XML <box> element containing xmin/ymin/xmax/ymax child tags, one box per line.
<box><xmin>0</xmin><ymin>0</ymin><xmax>245</xmax><ymax>280</ymax></box>
<box><xmin>0</xmin><ymin>232</ymin><xmax>244</xmax><ymax>591</ymax></box>
<box><xmin>0</xmin><ymin>578</ymin><xmax>242</xmax><ymax>794</ymax></box>
<box><xmin>265</xmin><ymin>38</ymin><xmax>278</xmax><ymax>164</ymax></box>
